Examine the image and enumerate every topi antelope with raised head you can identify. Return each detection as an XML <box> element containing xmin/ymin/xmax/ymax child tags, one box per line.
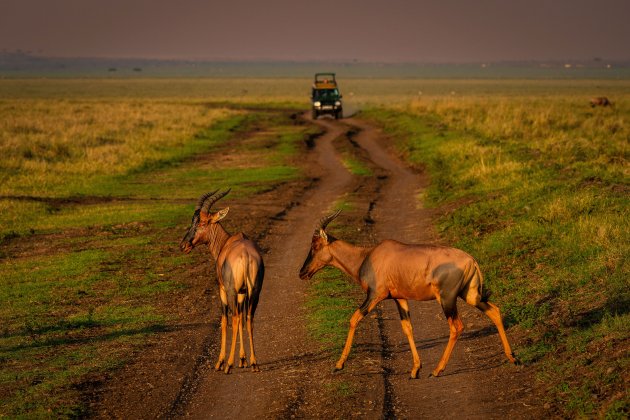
<box><xmin>181</xmin><ymin>189</ymin><xmax>264</xmax><ymax>373</ymax></box>
<box><xmin>299</xmin><ymin>210</ymin><xmax>517</xmax><ymax>378</ymax></box>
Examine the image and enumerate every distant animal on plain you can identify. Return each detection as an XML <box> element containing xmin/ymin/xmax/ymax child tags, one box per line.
<box><xmin>590</xmin><ymin>97</ymin><xmax>612</xmax><ymax>107</ymax></box>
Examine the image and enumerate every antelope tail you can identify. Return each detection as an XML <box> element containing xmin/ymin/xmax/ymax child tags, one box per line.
<box><xmin>242</xmin><ymin>294</ymin><xmax>249</xmax><ymax>327</ymax></box>
<box><xmin>474</xmin><ymin>262</ymin><xmax>492</xmax><ymax>302</ymax></box>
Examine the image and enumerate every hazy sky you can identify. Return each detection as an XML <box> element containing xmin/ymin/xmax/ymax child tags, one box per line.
<box><xmin>1</xmin><ymin>0</ymin><xmax>629</xmax><ymax>62</ymax></box>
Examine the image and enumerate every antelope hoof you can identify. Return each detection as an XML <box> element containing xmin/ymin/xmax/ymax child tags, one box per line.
<box><xmin>251</xmin><ymin>363</ymin><xmax>260</xmax><ymax>373</ymax></box>
<box><xmin>333</xmin><ymin>362</ymin><xmax>345</xmax><ymax>372</ymax></box>
<box><xmin>224</xmin><ymin>364</ymin><xmax>233</xmax><ymax>374</ymax></box>
<box><xmin>409</xmin><ymin>367</ymin><xmax>420</xmax><ymax>379</ymax></box>
<box><xmin>509</xmin><ymin>353</ymin><xmax>520</xmax><ymax>365</ymax></box>
<box><xmin>214</xmin><ymin>360</ymin><xmax>224</xmax><ymax>371</ymax></box>
<box><xmin>239</xmin><ymin>357</ymin><xmax>248</xmax><ymax>368</ymax></box>
<box><xmin>429</xmin><ymin>369</ymin><xmax>442</xmax><ymax>378</ymax></box>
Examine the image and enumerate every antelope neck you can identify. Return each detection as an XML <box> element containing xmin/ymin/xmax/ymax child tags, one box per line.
<box><xmin>329</xmin><ymin>240</ymin><xmax>371</xmax><ymax>281</ymax></box>
<box><xmin>206</xmin><ymin>223</ymin><xmax>231</xmax><ymax>259</ymax></box>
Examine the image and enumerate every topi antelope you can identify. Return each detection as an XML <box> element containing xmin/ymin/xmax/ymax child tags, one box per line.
<box><xmin>590</xmin><ymin>96</ymin><xmax>612</xmax><ymax>107</ymax></box>
<box><xmin>299</xmin><ymin>210</ymin><xmax>517</xmax><ymax>378</ymax></box>
<box><xmin>180</xmin><ymin>189</ymin><xmax>264</xmax><ymax>373</ymax></box>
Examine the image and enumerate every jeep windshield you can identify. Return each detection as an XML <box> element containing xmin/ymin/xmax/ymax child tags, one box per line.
<box><xmin>313</xmin><ymin>89</ymin><xmax>339</xmax><ymax>101</ymax></box>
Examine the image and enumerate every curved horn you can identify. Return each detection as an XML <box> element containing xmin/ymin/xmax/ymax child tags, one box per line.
<box><xmin>195</xmin><ymin>189</ymin><xmax>219</xmax><ymax>212</ymax></box>
<box><xmin>201</xmin><ymin>188</ymin><xmax>231</xmax><ymax>213</ymax></box>
<box><xmin>317</xmin><ymin>209</ymin><xmax>341</xmax><ymax>232</ymax></box>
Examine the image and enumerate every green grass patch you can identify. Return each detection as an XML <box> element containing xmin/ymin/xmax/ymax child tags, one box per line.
<box><xmin>323</xmin><ymin>379</ymin><xmax>357</xmax><ymax>398</ymax></box>
<box><xmin>341</xmin><ymin>156</ymin><xmax>373</xmax><ymax>177</ymax></box>
<box><xmin>0</xmin><ymin>242</ymin><xmax>169</xmax><ymax>417</ymax></box>
<box><xmin>305</xmin><ymin>267</ymin><xmax>357</xmax><ymax>351</ymax></box>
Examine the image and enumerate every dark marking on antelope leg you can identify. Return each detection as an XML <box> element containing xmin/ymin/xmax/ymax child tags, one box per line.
<box><xmin>395</xmin><ymin>299</ymin><xmax>421</xmax><ymax>379</ymax></box>
<box><xmin>335</xmin><ymin>291</ymin><xmax>382</xmax><ymax>371</ymax></box>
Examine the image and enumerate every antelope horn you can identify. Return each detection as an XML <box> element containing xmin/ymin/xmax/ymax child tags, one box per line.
<box><xmin>201</xmin><ymin>188</ymin><xmax>231</xmax><ymax>213</ymax></box>
<box><xmin>195</xmin><ymin>189</ymin><xmax>219</xmax><ymax>212</ymax></box>
<box><xmin>317</xmin><ymin>209</ymin><xmax>341</xmax><ymax>233</ymax></box>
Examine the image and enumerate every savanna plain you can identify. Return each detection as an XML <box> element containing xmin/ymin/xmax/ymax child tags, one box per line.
<box><xmin>0</xmin><ymin>77</ymin><xmax>628</xmax><ymax>418</ymax></box>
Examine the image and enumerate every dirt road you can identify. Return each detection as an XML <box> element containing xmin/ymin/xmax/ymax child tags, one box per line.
<box><xmin>92</xmin><ymin>112</ymin><xmax>543</xmax><ymax>418</ymax></box>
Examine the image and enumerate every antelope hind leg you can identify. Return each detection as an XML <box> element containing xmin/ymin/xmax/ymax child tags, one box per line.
<box><xmin>224</xmin><ymin>313</ymin><xmax>240</xmax><ymax>374</ymax></box>
<box><xmin>476</xmin><ymin>301</ymin><xmax>518</xmax><ymax>364</ymax></box>
<box><xmin>238</xmin><ymin>313</ymin><xmax>248</xmax><ymax>368</ymax></box>
<box><xmin>247</xmin><ymin>288</ymin><xmax>260</xmax><ymax>372</ymax></box>
<box><xmin>247</xmin><ymin>315</ymin><xmax>259</xmax><ymax>372</ymax></box>
<box><xmin>215</xmin><ymin>301</ymin><xmax>228</xmax><ymax>371</ymax></box>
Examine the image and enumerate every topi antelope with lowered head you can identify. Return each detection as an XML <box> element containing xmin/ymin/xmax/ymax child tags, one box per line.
<box><xmin>590</xmin><ymin>96</ymin><xmax>613</xmax><ymax>107</ymax></box>
<box><xmin>180</xmin><ymin>189</ymin><xmax>264</xmax><ymax>373</ymax></box>
<box><xmin>299</xmin><ymin>210</ymin><xmax>517</xmax><ymax>378</ymax></box>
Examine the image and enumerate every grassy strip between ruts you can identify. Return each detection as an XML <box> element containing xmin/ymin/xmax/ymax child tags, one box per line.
<box><xmin>361</xmin><ymin>99</ymin><xmax>628</xmax><ymax>417</ymax></box>
<box><xmin>0</xmin><ymin>105</ymin><xmax>313</xmax><ymax>417</ymax></box>
<box><xmin>303</xmin><ymin>199</ymin><xmax>368</xmax><ymax>401</ymax></box>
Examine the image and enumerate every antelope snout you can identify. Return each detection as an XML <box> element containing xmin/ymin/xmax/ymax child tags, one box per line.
<box><xmin>180</xmin><ymin>241</ymin><xmax>193</xmax><ymax>254</ymax></box>
<box><xmin>299</xmin><ymin>266</ymin><xmax>313</xmax><ymax>280</ymax></box>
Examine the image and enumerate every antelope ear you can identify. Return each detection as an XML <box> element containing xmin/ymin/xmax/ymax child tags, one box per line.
<box><xmin>212</xmin><ymin>207</ymin><xmax>229</xmax><ymax>222</ymax></box>
<box><xmin>319</xmin><ymin>228</ymin><xmax>328</xmax><ymax>242</ymax></box>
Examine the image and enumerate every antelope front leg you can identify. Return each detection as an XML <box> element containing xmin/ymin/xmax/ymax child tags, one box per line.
<box><xmin>395</xmin><ymin>299</ymin><xmax>422</xmax><ymax>379</ymax></box>
<box><xmin>335</xmin><ymin>295</ymin><xmax>380</xmax><ymax>372</ymax></box>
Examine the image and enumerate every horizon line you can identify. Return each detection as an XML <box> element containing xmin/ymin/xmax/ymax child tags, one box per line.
<box><xmin>2</xmin><ymin>51</ymin><xmax>629</xmax><ymax>66</ymax></box>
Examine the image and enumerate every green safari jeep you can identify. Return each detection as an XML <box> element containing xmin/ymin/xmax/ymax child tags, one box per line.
<box><xmin>311</xmin><ymin>73</ymin><xmax>343</xmax><ymax>120</ymax></box>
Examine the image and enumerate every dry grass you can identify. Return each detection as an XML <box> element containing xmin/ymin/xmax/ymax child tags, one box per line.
<box><xmin>0</xmin><ymin>99</ymin><xmax>236</xmax><ymax>197</ymax></box>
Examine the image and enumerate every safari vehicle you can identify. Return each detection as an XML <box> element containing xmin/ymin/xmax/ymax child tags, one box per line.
<box><xmin>311</xmin><ymin>73</ymin><xmax>343</xmax><ymax>119</ymax></box>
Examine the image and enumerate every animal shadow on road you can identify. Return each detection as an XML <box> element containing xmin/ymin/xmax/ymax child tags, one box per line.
<box><xmin>258</xmin><ymin>349</ymin><xmax>339</xmax><ymax>372</ymax></box>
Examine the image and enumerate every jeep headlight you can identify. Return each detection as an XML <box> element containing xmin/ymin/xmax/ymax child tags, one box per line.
<box><xmin>335</xmin><ymin>101</ymin><xmax>341</xmax><ymax>106</ymax></box>
<box><xmin>314</xmin><ymin>101</ymin><xmax>321</xmax><ymax>107</ymax></box>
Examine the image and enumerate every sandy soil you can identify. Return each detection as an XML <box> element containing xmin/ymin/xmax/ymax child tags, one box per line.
<box><xmin>89</xmin><ymin>112</ymin><xmax>545</xmax><ymax>419</ymax></box>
